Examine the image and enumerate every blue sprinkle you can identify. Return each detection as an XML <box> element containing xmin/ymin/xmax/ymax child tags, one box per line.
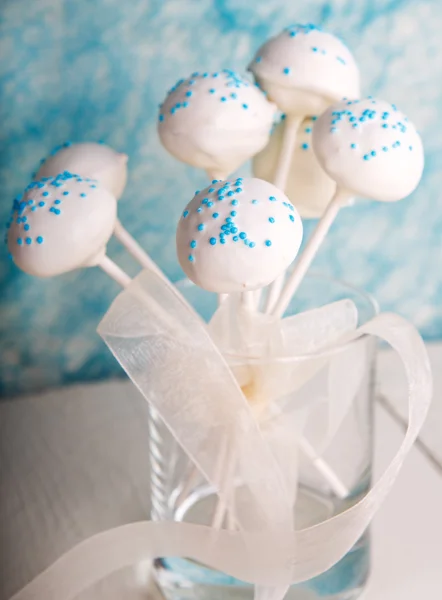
<box><xmin>235</xmin><ymin>187</ymin><xmax>242</xmax><ymax>193</ymax></box>
<box><xmin>301</xmin><ymin>143</ymin><xmax>309</xmax><ymax>150</ymax></box>
<box><xmin>218</xmin><ymin>196</ymin><xmax>224</xmax><ymax>201</ymax></box>
<box><xmin>208</xmin><ymin>188</ymin><xmax>215</xmax><ymax>193</ymax></box>
<box><xmin>231</xmin><ymin>93</ymin><xmax>237</xmax><ymax>99</ymax></box>
<box><xmin>17</xmin><ymin>237</ymin><xmax>23</xmax><ymax>245</ymax></box>
<box><xmin>265</xmin><ymin>240</ymin><xmax>272</xmax><ymax>247</ymax></box>
<box><xmin>239</xmin><ymin>232</ymin><xmax>246</xmax><ymax>240</ymax></box>
<box><xmin>289</xmin><ymin>215</ymin><xmax>295</xmax><ymax>222</ymax></box>
<box><xmin>183</xmin><ymin>102</ymin><xmax>189</xmax><ymax>107</ymax></box>
<box><xmin>42</xmin><ymin>191</ymin><xmax>49</xmax><ymax>197</ymax></box>
<box><xmin>371</xmin><ymin>150</ymin><xmax>376</xmax><ymax>156</ymax></box>
<box><xmin>209</xmin><ymin>237</ymin><xmax>217</xmax><ymax>246</ymax></box>
<box><xmin>269</xmin><ymin>217</ymin><xmax>275</xmax><ymax>223</ymax></box>
<box><xmin>36</xmin><ymin>236</ymin><xmax>44</xmax><ymax>244</ymax></box>
<box><xmin>231</xmin><ymin>199</ymin><xmax>238</xmax><ymax>206</ymax></box>
<box><xmin>249</xmin><ymin>242</ymin><xmax>256</xmax><ymax>248</ymax></box>
<box><xmin>183</xmin><ymin>210</ymin><xmax>189</xmax><ymax>218</ymax></box>
<box><xmin>350</xmin><ymin>143</ymin><xmax>357</xmax><ymax>149</ymax></box>
<box><xmin>188</xmin><ymin>255</ymin><xmax>194</xmax><ymax>262</ymax></box>
<box><xmin>80</xmin><ymin>193</ymin><xmax>87</xmax><ymax>197</ymax></box>
<box><xmin>24</xmin><ymin>224</ymin><xmax>30</xmax><ymax>231</ymax></box>
<box><xmin>197</xmin><ymin>207</ymin><xmax>202</xmax><ymax>213</ymax></box>
<box><xmin>312</xmin><ymin>47</ymin><xmax>318</xmax><ymax>52</ymax></box>
<box><xmin>231</xmin><ymin>227</ymin><xmax>238</xmax><ymax>234</ymax></box>
<box><xmin>382</xmin><ymin>123</ymin><xmax>388</xmax><ymax>128</ymax></box>
<box><xmin>186</xmin><ymin>91</ymin><xmax>192</xmax><ymax>97</ymax></box>
<box><xmin>221</xmin><ymin>97</ymin><xmax>227</xmax><ymax>102</ymax></box>
<box><xmin>209</xmin><ymin>89</ymin><xmax>215</xmax><ymax>94</ymax></box>
<box><xmin>207</xmin><ymin>201</ymin><xmax>214</xmax><ymax>207</ymax></box>
<box><xmin>269</xmin><ymin>196</ymin><xmax>276</xmax><ymax>202</ymax></box>
<box><xmin>190</xmin><ymin>240</ymin><xmax>197</xmax><ymax>248</ymax></box>
<box><xmin>198</xmin><ymin>224</ymin><xmax>204</xmax><ymax>231</ymax></box>
<box><xmin>202</xmin><ymin>199</ymin><xmax>208</xmax><ymax>204</ymax></box>
<box><xmin>25</xmin><ymin>237</ymin><xmax>32</xmax><ymax>245</ymax></box>
<box><xmin>211</xmin><ymin>180</ymin><xmax>218</xmax><ymax>184</ymax></box>
<box><xmin>63</xmin><ymin>191</ymin><xmax>69</xmax><ymax>196</ymax></box>
<box><xmin>230</xmin><ymin>211</ymin><xmax>237</xmax><ymax>217</ymax></box>
<box><xmin>363</xmin><ymin>154</ymin><xmax>370</xmax><ymax>161</ymax></box>
<box><xmin>213</xmin><ymin>212</ymin><xmax>219</xmax><ymax>218</ymax></box>
<box><xmin>305</xmin><ymin>127</ymin><xmax>312</xmax><ymax>133</ymax></box>
<box><xmin>54</xmin><ymin>208</ymin><xmax>61</xmax><ymax>215</ymax></box>
<box><xmin>251</xmin><ymin>199</ymin><xmax>258</xmax><ymax>204</ymax></box>
<box><xmin>242</xmin><ymin>103</ymin><xmax>248</xmax><ymax>109</ymax></box>
<box><xmin>233</xmin><ymin>236</ymin><xmax>239</xmax><ymax>242</ymax></box>
<box><xmin>312</xmin><ymin>116</ymin><xmax>317</xmax><ymax>121</ymax></box>
<box><xmin>38</xmin><ymin>201</ymin><xmax>45</xmax><ymax>207</ymax></box>
<box><xmin>27</xmin><ymin>200</ymin><xmax>34</xmax><ymax>205</ymax></box>
<box><xmin>54</xmin><ymin>199</ymin><xmax>61</xmax><ymax>204</ymax></box>
<box><xmin>159</xmin><ymin>115</ymin><xmax>164</xmax><ymax>122</ymax></box>
<box><xmin>283</xmin><ymin>67</ymin><xmax>291</xmax><ymax>75</ymax></box>
<box><xmin>227</xmin><ymin>191</ymin><xmax>234</xmax><ymax>197</ymax></box>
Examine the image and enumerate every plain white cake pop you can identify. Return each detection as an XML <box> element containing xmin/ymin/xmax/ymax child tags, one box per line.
<box><xmin>7</xmin><ymin>171</ymin><xmax>117</xmax><ymax>277</ymax></box>
<box><xmin>36</xmin><ymin>142</ymin><xmax>128</xmax><ymax>199</ymax></box>
<box><xmin>248</xmin><ymin>24</ymin><xmax>360</xmax><ymax>116</ymax></box>
<box><xmin>176</xmin><ymin>177</ymin><xmax>303</xmax><ymax>293</ymax></box>
<box><xmin>253</xmin><ymin>117</ymin><xmax>336</xmax><ymax>218</ymax></box>
<box><xmin>158</xmin><ymin>69</ymin><xmax>277</xmax><ymax>176</ymax></box>
<box><xmin>312</xmin><ymin>97</ymin><xmax>424</xmax><ymax>201</ymax></box>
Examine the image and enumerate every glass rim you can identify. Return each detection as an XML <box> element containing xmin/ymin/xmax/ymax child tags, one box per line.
<box><xmin>177</xmin><ymin>271</ymin><xmax>380</xmax><ymax>363</ymax></box>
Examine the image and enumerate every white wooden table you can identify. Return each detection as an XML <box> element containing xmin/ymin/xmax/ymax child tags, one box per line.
<box><xmin>1</xmin><ymin>345</ymin><xmax>442</xmax><ymax>600</ymax></box>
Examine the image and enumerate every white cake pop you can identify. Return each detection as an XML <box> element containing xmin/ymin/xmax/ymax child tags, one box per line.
<box><xmin>7</xmin><ymin>172</ymin><xmax>117</xmax><ymax>277</ymax></box>
<box><xmin>36</xmin><ymin>142</ymin><xmax>128</xmax><ymax>200</ymax></box>
<box><xmin>176</xmin><ymin>177</ymin><xmax>303</xmax><ymax>293</ymax></box>
<box><xmin>312</xmin><ymin>97</ymin><xmax>424</xmax><ymax>201</ymax></box>
<box><xmin>272</xmin><ymin>97</ymin><xmax>424</xmax><ymax>318</ymax></box>
<box><xmin>248</xmin><ymin>24</ymin><xmax>360</xmax><ymax>116</ymax></box>
<box><xmin>253</xmin><ymin>116</ymin><xmax>336</xmax><ymax>218</ymax></box>
<box><xmin>158</xmin><ymin>70</ymin><xmax>277</xmax><ymax>177</ymax></box>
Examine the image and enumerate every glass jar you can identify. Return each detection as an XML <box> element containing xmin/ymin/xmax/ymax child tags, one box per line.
<box><xmin>150</xmin><ymin>273</ymin><xmax>378</xmax><ymax>600</ymax></box>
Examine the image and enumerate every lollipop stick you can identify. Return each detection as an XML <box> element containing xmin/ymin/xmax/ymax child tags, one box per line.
<box><xmin>271</xmin><ymin>188</ymin><xmax>350</xmax><ymax>318</ymax></box>
<box><xmin>113</xmin><ymin>220</ymin><xmax>164</xmax><ymax>277</ymax></box>
<box><xmin>98</xmin><ymin>255</ymin><xmax>132</xmax><ymax>287</ymax></box>
<box><xmin>262</xmin><ymin>116</ymin><xmax>301</xmax><ymax>313</ymax></box>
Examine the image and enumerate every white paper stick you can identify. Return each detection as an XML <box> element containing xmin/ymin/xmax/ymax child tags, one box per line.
<box><xmin>98</xmin><ymin>255</ymin><xmax>132</xmax><ymax>288</ymax></box>
<box><xmin>271</xmin><ymin>189</ymin><xmax>350</xmax><ymax>318</ymax></box>
<box><xmin>113</xmin><ymin>220</ymin><xmax>164</xmax><ymax>277</ymax></box>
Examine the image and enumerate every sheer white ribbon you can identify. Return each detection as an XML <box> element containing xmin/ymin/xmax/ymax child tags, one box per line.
<box><xmin>10</xmin><ymin>270</ymin><xmax>432</xmax><ymax>600</ymax></box>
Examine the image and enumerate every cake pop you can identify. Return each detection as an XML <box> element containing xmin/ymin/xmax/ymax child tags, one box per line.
<box><xmin>35</xmin><ymin>142</ymin><xmax>162</xmax><ymax>277</ymax></box>
<box><xmin>253</xmin><ymin>116</ymin><xmax>336</xmax><ymax>218</ymax></box>
<box><xmin>272</xmin><ymin>97</ymin><xmax>424</xmax><ymax>317</ymax></box>
<box><xmin>176</xmin><ymin>177</ymin><xmax>303</xmax><ymax>294</ymax></box>
<box><xmin>248</xmin><ymin>24</ymin><xmax>360</xmax><ymax>191</ymax></box>
<box><xmin>158</xmin><ymin>70</ymin><xmax>277</xmax><ymax>180</ymax></box>
<box><xmin>6</xmin><ymin>172</ymin><xmax>129</xmax><ymax>286</ymax></box>
<box><xmin>36</xmin><ymin>142</ymin><xmax>128</xmax><ymax>200</ymax></box>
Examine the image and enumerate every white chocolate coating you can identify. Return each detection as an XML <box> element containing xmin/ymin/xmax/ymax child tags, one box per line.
<box><xmin>248</xmin><ymin>24</ymin><xmax>360</xmax><ymax>116</ymax></box>
<box><xmin>158</xmin><ymin>70</ymin><xmax>277</xmax><ymax>176</ymax></box>
<box><xmin>253</xmin><ymin>117</ymin><xmax>336</xmax><ymax>218</ymax></box>
<box><xmin>176</xmin><ymin>177</ymin><xmax>303</xmax><ymax>293</ymax></box>
<box><xmin>312</xmin><ymin>97</ymin><xmax>424</xmax><ymax>202</ymax></box>
<box><xmin>36</xmin><ymin>142</ymin><xmax>128</xmax><ymax>200</ymax></box>
<box><xmin>7</xmin><ymin>172</ymin><xmax>117</xmax><ymax>277</ymax></box>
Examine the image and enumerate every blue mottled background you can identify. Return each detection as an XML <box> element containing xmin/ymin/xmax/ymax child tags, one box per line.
<box><xmin>1</xmin><ymin>0</ymin><xmax>441</xmax><ymax>397</ymax></box>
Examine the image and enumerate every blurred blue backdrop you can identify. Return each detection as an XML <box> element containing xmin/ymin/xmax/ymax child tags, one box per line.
<box><xmin>1</xmin><ymin>0</ymin><xmax>441</xmax><ymax>397</ymax></box>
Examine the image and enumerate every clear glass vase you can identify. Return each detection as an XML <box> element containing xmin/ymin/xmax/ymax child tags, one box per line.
<box><xmin>150</xmin><ymin>273</ymin><xmax>378</xmax><ymax>600</ymax></box>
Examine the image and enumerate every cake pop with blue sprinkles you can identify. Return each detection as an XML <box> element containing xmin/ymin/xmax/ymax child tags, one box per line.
<box><xmin>36</xmin><ymin>142</ymin><xmax>128</xmax><ymax>200</ymax></box>
<box><xmin>176</xmin><ymin>177</ymin><xmax>303</xmax><ymax>293</ymax></box>
<box><xmin>312</xmin><ymin>97</ymin><xmax>424</xmax><ymax>202</ymax></box>
<box><xmin>253</xmin><ymin>116</ymin><xmax>336</xmax><ymax>218</ymax></box>
<box><xmin>7</xmin><ymin>171</ymin><xmax>117</xmax><ymax>277</ymax></box>
<box><xmin>158</xmin><ymin>70</ymin><xmax>277</xmax><ymax>177</ymax></box>
<box><xmin>248</xmin><ymin>24</ymin><xmax>360</xmax><ymax>117</ymax></box>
